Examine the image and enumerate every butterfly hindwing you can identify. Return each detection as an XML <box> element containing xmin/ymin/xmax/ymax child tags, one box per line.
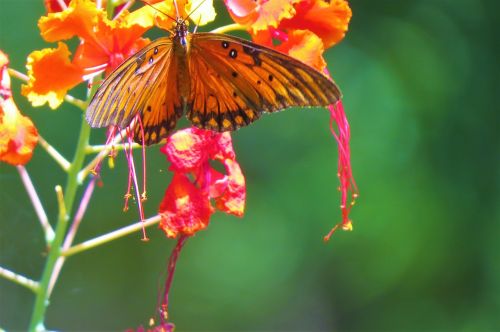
<box><xmin>86</xmin><ymin>38</ymin><xmax>183</xmax><ymax>145</ymax></box>
<box><xmin>186</xmin><ymin>33</ymin><xmax>341</xmax><ymax>131</ymax></box>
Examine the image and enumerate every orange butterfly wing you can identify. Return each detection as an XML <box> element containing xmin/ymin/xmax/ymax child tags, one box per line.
<box><xmin>186</xmin><ymin>33</ymin><xmax>341</xmax><ymax>131</ymax></box>
<box><xmin>86</xmin><ymin>38</ymin><xmax>183</xmax><ymax>145</ymax></box>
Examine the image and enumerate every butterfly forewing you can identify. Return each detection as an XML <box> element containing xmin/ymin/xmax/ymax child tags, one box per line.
<box><xmin>186</xmin><ymin>33</ymin><xmax>341</xmax><ymax>131</ymax></box>
<box><xmin>86</xmin><ymin>38</ymin><xmax>184</xmax><ymax>144</ymax></box>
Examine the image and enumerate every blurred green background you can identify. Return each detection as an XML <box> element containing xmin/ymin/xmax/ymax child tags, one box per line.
<box><xmin>1</xmin><ymin>0</ymin><xmax>499</xmax><ymax>330</ymax></box>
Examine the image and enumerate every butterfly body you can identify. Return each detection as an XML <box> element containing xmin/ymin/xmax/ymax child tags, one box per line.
<box><xmin>86</xmin><ymin>20</ymin><xmax>341</xmax><ymax>145</ymax></box>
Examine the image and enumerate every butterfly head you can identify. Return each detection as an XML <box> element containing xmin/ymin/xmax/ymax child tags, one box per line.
<box><xmin>173</xmin><ymin>18</ymin><xmax>189</xmax><ymax>46</ymax></box>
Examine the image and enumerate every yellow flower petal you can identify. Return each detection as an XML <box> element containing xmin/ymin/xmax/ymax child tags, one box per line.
<box><xmin>187</xmin><ymin>0</ymin><xmax>216</xmax><ymax>26</ymax></box>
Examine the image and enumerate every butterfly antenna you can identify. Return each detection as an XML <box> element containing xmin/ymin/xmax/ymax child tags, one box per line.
<box><xmin>193</xmin><ymin>16</ymin><xmax>201</xmax><ymax>33</ymax></box>
<box><xmin>182</xmin><ymin>0</ymin><xmax>207</xmax><ymax>24</ymax></box>
<box><xmin>139</xmin><ymin>0</ymin><xmax>177</xmax><ymax>22</ymax></box>
<box><xmin>173</xmin><ymin>0</ymin><xmax>181</xmax><ymax>19</ymax></box>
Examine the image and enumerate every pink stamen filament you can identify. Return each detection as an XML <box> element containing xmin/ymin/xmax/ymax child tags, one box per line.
<box><xmin>91</xmin><ymin>126</ymin><xmax>117</xmax><ymax>176</ymax></box>
<box><xmin>126</xmin><ymin>132</ymin><xmax>148</xmax><ymax>241</ymax></box>
<box><xmin>121</xmin><ymin>129</ymin><xmax>134</xmax><ymax>212</ymax></box>
<box><xmin>322</xmin><ymin>68</ymin><xmax>359</xmax><ymax>240</ymax></box>
<box><xmin>56</xmin><ymin>0</ymin><xmax>68</xmax><ymax>10</ymax></box>
<box><xmin>113</xmin><ymin>0</ymin><xmax>133</xmax><ymax>20</ymax></box>
<box><xmin>324</xmin><ymin>101</ymin><xmax>358</xmax><ymax>241</ymax></box>
<box><xmin>135</xmin><ymin>114</ymin><xmax>148</xmax><ymax>201</ymax></box>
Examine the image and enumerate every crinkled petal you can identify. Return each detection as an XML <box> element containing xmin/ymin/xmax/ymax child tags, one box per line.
<box><xmin>162</xmin><ymin>128</ymin><xmax>237</xmax><ymax>172</ymax></box>
<box><xmin>39</xmin><ymin>0</ymin><xmax>107</xmax><ymax>43</ymax></box>
<box><xmin>100</xmin><ymin>9</ymin><xmax>154</xmax><ymax>66</ymax></box>
<box><xmin>159</xmin><ymin>173</ymin><xmax>214</xmax><ymax>238</ymax></box>
<box><xmin>215</xmin><ymin>159</ymin><xmax>246</xmax><ymax>217</ymax></box>
<box><xmin>72</xmin><ymin>36</ymin><xmax>150</xmax><ymax>74</ymax></box>
<box><xmin>22</xmin><ymin>42</ymin><xmax>85</xmax><ymax>109</ymax></box>
<box><xmin>280</xmin><ymin>0</ymin><xmax>352</xmax><ymax>48</ymax></box>
<box><xmin>207</xmin><ymin>167</ymin><xmax>227</xmax><ymax>198</ymax></box>
<box><xmin>225</xmin><ymin>0</ymin><xmax>300</xmax><ymax>32</ymax></box>
<box><xmin>276</xmin><ymin>29</ymin><xmax>326</xmax><ymax>71</ymax></box>
<box><xmin>0</xmin><ymin>98</ymin><xmax>39</xmax><ymax>166</ymax></box>
<box><xmin>211</xmin><ymin>132</ymin><xmax>236</xmax><ymax>161</ymax></box>
<box><xmin>40</xmin><ymin>0</ymin><xmax>154</xmax><ymax>73</ymax></box>
<box><xmin>161</xmin><ymin>127</ymin><xmax>217</xmax><ymax>172</ymax></box>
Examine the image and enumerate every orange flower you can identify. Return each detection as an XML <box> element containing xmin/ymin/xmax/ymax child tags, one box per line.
<box><xmin>0</xmin><ymin>51</ymin><xmax>38</xmax><ymax>165</ymax></box>
<box><xmin>159</xmin><ymin>127</ymin><xmax>245</xmax><ymax>238</ymax></box>
<box><xmin>23</xmin><ymin>0</ymin><xmax>153</xmax><ymax>109</ymax></box>
<box><xmin>225</xmin><ymin>0</ymin><xmax>351</xmax><ymax>70</ymax></box>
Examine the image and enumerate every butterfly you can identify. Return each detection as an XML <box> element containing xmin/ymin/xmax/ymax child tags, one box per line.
<box><xmin>86</xmin><ymin>12</ymin><xmax>341</xmax><ymax>145</ymax></box>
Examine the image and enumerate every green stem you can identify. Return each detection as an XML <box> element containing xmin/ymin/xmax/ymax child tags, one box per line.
<box><xmin>0</xmin><ymin>266</ymin><xmax>39</xmax><ymax>293</ymax></box>
<box><xmin>62</xmin><ymin>215</ymin><xmax>162</xmax><ymax>257</ymax></box>
<box><xmin>28</xmin><ymin>118</ymin><xmax>91</xmax><ymax>332</ymax></box>
<box><xmin>211</xmin><ymin>23</ymin><xmax>246</xmax><ymax>34</ymax></box>
<box><xmin>38</xmin><ymin>136</ymin><xmax>71</xmax><ymax>172</ymax></box>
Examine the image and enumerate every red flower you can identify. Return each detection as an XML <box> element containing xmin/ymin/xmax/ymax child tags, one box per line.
<box><xmin>159</xmin><ymin>128</ymin><xmax>246</xmax><ymax>238</ymax></box>
<box><xmin>0</xmin><ymin>51</ymin><xmax>38</xmax><ymax>165</ymax></box>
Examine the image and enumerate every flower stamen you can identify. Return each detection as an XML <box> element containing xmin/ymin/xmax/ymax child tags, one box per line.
<box><xmin>324</xmin><ymin>99</ymin><xmax>358</xmax><ymax>241</ymax></box>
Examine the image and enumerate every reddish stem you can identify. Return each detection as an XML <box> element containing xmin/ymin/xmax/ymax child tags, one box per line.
<box><xmin>160</xmin><ymin>235</ymin><xmax>189</xmax><ymax>323</ymax></box>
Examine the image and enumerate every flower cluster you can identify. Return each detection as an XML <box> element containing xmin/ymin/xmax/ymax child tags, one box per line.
<box><xmin>225</xmin><ymin>0</ymin><xmax>352</xmax><ymax>71</ymax></box>
<box><xmin>23</xmin><ymin>0</ymin><xmax>150</xmax><ymax>108</ymax></box>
